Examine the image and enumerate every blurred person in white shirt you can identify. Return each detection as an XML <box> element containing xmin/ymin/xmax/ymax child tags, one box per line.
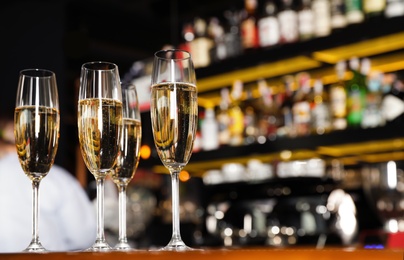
<box><xmin>0</xmin><ymin>118</ymin><xmax>96</xmax><ymax>252</ymax></box>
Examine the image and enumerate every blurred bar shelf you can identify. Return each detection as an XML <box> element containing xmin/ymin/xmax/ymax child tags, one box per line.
<box><xmin>196</xmin><ymin>16</ymin><xmax>404</xmax><ymax>107</ymax></box>
<box><xmin>196</xmin><ymin>16</ymin><xmax>404</xmax><ymax>91</ymax></box>
<box><xmin>140</xmin><ymin>117</ymin><xmax>404</xmax><ymax>175</ymax></box>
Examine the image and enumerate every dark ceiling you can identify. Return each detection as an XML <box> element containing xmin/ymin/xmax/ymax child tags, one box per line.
<box><xmin>64</xmin><ymin>0</ymin><xmax>244</xmax><ymax>73</ymax></box>
<box><xmin>0</xmin><ymin>0</ymin><xmax>241</xmax><ymax>114</ymax></box>
<box><xmin>64</xmin><ymin>0</ymin><xmax>173</xmax><ymax>71</ymax></box>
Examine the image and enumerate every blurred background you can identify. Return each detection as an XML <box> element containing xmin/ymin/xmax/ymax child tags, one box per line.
<box><xmin>2</xmin><ymin>0</ymin><xmax>404</xmax><ymax>250</ymax></box>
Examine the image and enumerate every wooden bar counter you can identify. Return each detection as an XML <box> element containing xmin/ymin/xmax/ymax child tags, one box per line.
<box><xmin>1</xmin><ymin>247</ymin><xmax>403</xmax><ymax>260</ymax></box>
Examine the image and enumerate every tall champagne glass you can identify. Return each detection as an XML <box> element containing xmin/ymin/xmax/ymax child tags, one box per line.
<box><xmin>14</xmin><ymin>69</ymin><xmax>60</xmax><ymax>252</ymax></box>
<box><xmin>111</xmin><ymin>82</ymin><xmax>142</xmax><ymax>250</ymax></box>
<box><xmin>78</xmin><ymin>61</ymin><xmax>123</xmax><ymax>251</ymax></box>
<box><xmin>150</xmin><ymin>49</ymin><xmax>198</xmax><ymax>251</ymax></box>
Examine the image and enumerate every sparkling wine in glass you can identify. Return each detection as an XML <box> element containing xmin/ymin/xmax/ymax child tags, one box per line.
<box><xmin>78</xmin><ymin>61</ymin><xmax>122</xmax><ymax>251</ymax></box>
<box><xmin>150</xmin><ymin>49</ymin><xmax>198</xmax><ymax>251</ymax></box>
<box><xmin>14</xmin><ymin>69</ymin><xmax>60</xmax><ymax>252</ymax></box>
<box><xmin>111</xmin><ymin>82</ymin><xmax>142</xmax><ymax>250</ymax></box>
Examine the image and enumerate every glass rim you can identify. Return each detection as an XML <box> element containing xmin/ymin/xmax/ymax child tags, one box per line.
<box><xmin>20</xmin><ymin>68</ymin><xmax>55</xmax><ymax>78</ymax></box>
<box><xmin>81</xmin><ymin>61</ymin><xmax>118</xmax><ymax>71</ymax></box>
<box><xmin>154</xmin><ymin>49</ymin><xmax>191</xmax><ymax>61</ymax></box>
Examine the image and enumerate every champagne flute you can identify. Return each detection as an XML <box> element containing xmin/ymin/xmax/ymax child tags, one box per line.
<box><xmin>78</xmin><ymin>61</ymin><xmax>122</xmax><ymax>251</ymax></box>
<box><xmin>150</xmin><ymin>49</ymin><xmax>198</xmax><ymax>251</ymax></box>
<box><xmin>111</xmin><ymin>82</ymin><xmax>142</xmax><ymax>250</ymax></box>
<box><xmin>14</xmin><ymin>69</ymin><xmax>60</xmax><ymax>252</ymax></box>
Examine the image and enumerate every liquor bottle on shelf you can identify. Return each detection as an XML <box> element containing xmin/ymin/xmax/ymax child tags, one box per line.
<box><xmin>243</xmin><ymin>88</ymin><xmax>259</xmax><ymax>145</ymax></box>
<box><xmin>381</xmin><ymin>73</ymin><xmax>404</xmax><ymax>123</ymax></box>
<box><xmin>201</xmin><ymin>105</ymin><xmax>220</xmax><ymax>151</ymax></box>
<box><xmin>223</xmin><ymin>9</ymin><xmax>243</xmax><ymax>58</ymax></box>
<box><xmin>361</xmin><ymin>66</ymin><xmax>385</xmax><ymax>128</ymax></box>
<box><xmin>297</xmin><ymin>0</ymin><xmax>315</xmax><ymax>41</ymax></box>
<box><xmin>208</xmin><ymin>17</ymin><xmax>227</xmax><ymax>62</ymax></box>
<box><xmin>292</xmin><ymin>72</ymin><xmax>312</xmax><ymax>136</ymax></box>
<box><xmin>312</xmin><ymin>0</ymin><xmax>332</xmax><ymax>37</ymax></box>
<box><xmin>229</xmin><ymin>80</ymin><xmax>245</xmax><ymax>146</ymax></box>
<box><xmin>240</xmin><ymin>0</ymin><xmax>259</xmax><ymax>51</ymax></box>
<box><xmin>193</xmin><ymin>132</ymin><xmax>202</xmax><ymax>153</ymax></box>
<box><xmin>178</xmin><ymin>23</ymin><xmax>194</xmax><ymax>55</ymax></box>
<box><xmin>346</xmin><ymin>57</ymin><xmax>367</xmax><ymax>128</ymax></box>
<box><xmin>363</xmin><ymin>0</ymin><xmax>386</xmax><ymax>18</ymax></box>
<box><xmin>330</xmin><ymin>0</ymin><xmax>348</xmax><ymax>30</ymax></box>
<box><xmin>330</xmin><ymin>60</ymin><xmax>348</xmax><ymax>130</ymax></box>
<box><xmin>384</xmin><ymin>0</ymin><xmax>404</xmax><ymax>17</ymax></box>
<box><xmin>258</xmin><ymin>0</ymin><xmax>281</xmax><ymax>47</ymax></box>
<box><xmin>345</xmin><ymin>0</ymin><xmax>365</xmax><ymax>23</ymax></box>
<box><xmin>217</xmin><ymin>88</ymin><xmax>231</xmax><ymax>146</ymax></box>
<box><xmin>311</xmin><ymin>79</ymin><xmax>332</xmax><ymax>134</ymax></box>
<box><xmin>278</xmin><ymin>0</ymin><xmax>299</xmax><ymax>43</ymax></box>
<box><xmin>193</xmin><ymin>110</ymin><xmax>203</xmax><ymax>153</ymax></box>
<box><xmin>191</xmin><ymin>17</ymin><xmax>213</xmax><ymax>68</ymax></box>
<box><xmin>257</xmin><ymin>79</ymin><xmax>280</xmax><ymax>142</ymax></box>
<box><xmin>381</xmin><ymin>72</ymin><xmax>394</xmax><ymax>94</ymax></box>
<box><xmin>278</xmin><ymin>75</ymin><xmax>296</xmax><ymax>137</ymax></box>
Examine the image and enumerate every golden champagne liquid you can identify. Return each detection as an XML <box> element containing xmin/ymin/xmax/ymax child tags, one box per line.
<box><xmin>78</xmin><ymin>98</ymin><xmax>122</xmax><ymax>178</ymax></box>
<box><xmin>14</xmin><ymin>106</ymin><xmax>60</xmax><ymax>181</ymax></box>
<box><xmin>151</xmin><ymin>82</ymin><xmax>198</xmax><ymax>171</ymax></box>
<box><xmin>111</xmin><ymin>118</ymin><xmax>141</xmax><ymax>186</ymax></box>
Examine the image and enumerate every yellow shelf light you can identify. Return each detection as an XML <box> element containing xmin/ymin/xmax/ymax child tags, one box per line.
<box><xmin>371</xmin><ymin>51</ymin><xmax>404</xmax><ymax>73</ymax></box>
<box><xmin>317</xmin><ymin>138</ymin><xmax>404</xmax><ymax>157</ymax></box>
<box><xmin>337</xmin><ymin>151</ymin><xmax>404</xmax><ymax>165</ymax></box>
<box><xmin>313</xmin><ymin>32</ymin><xmax>404</xmax><ymax>64</ymax></box>
<box><xmin>197</xmin><ymin>56</ymin><xmax>321</xmax><ymax>93</ymax></box>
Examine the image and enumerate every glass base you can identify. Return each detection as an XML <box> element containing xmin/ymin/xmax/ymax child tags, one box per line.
<box><xmin>85</xmin><ymin>240</ymin><xmax>112</xmax><ymax>252</ymax></box>
<box><xmin>159</xmin><ymin>239</ymin><xmax>198</xmax><ymax>251</ymax></box>
<box><xmin>114</xmin><ymin>242</ymin><xmax>133</xmax><ymax>251</ymax></box>
<box><xmin>23</xmin><ymin>241</ymin><xmax>47</xmax><ymax>253</ymax></box>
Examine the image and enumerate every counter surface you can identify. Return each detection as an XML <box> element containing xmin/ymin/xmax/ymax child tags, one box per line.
<box><xmin>0</xmin><ymin>247</ymin><xmax>403</xmax><ymax>260</ymax></box>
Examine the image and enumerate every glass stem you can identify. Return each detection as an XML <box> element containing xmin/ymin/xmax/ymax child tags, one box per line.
<box><xmin>31</xmin><ymin>180</ymin><xmax>41</xmax><ymax>245</ymax></box>
<box><xmin>118</xmin><ymin>185</ymin><xmax>128</xmax><ymax>244</ymax></box>
<box><xmin>171</xmin><ymin>170</ymin><xmax>182</xmax><ymax>242</ymax></box>
<box><xmin>96</xmin><ymin>177</ymin><xmax>106</xmax><ymax>243</ymax></box>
